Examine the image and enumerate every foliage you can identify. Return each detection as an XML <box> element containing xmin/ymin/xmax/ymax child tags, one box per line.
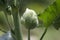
<box><xmin>53</xmin><ymin>15</ymin><xmax>60</xmax><ymax>30</ymax></box>
<box><xmin>38</xmin><ymin>0</ymin><xmax>60</xmax><ymax>30</ymax></box>
<box><xmin>0</xmin><ymin>12</ymin><xmax>9</xmax><ymax>32</ymax></box>
<box><xmin>0</xmin><ymin>0</ymin><xmax>60</xmax><ymax>40</ymax></box>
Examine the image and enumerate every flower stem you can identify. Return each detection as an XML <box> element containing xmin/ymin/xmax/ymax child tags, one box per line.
<box><xmin>28</xmin><ymin>28</ymin><xmax>30</xmax><ymax>40</ymax></box>
<box><xmin>40</xmin><ymin>27</ymin><xmax>48</xmax><ymax>40</ymax></box>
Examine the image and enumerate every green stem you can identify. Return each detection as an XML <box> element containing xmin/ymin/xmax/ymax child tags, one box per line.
<box><xmin>40</xmin><ymin>27</ymin><xmax>48</xmax><ymax>40</ymax></box>
<box><xmin>28</xmin><ymin>29</ymin><xmax>30</xmax><ymax>40</ymax></box>
<box><xmin>12</xmin><ymin>13</ymin><xmax>22</xmax><ymax>40</ymax></box>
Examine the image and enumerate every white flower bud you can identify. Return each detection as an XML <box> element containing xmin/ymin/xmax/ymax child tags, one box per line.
<box><xmin>21</xmin><ymin>8</ymin><xmax>39</xmax><ymax>29</ymax></box>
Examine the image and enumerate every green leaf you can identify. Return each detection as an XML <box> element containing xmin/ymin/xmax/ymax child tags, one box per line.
<box><xmin>53</xmin><ymin>15</ymin><xmax>60</xmax><ymax>30</ymax></box>
<box><xmin>38</xmin><ymin>1</ymin><xmax>60</xmax><ymax>27</ymax></box>
<box><xmin>0</xmin><ymin>11</ymin><xmax>9</xmax><ymax>32</ymax></box>
<box><xmin>56</xmin><ymin>0</ymin><xmax>60</xmax><ymax>12</ymax></box>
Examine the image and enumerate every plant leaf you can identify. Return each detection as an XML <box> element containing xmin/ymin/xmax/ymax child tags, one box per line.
<box><xmin>53</xmin><ymin>15</ymin><xmax>60</xmax><ymax>30</ymax></box>
<box><xmin>38</xmin><ymin>1</ymin><xmax>60</xmax><ymax>27</ymax></box>
<box><xmin>0</xmin><ymin>11</ymin><xmax>9</xmax><ymax>32</ymax></box>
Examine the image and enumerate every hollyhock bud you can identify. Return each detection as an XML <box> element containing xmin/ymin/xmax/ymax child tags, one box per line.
<box><xmin>21</xmin><ymin>8</ymin><xmax>39</xmax><ymax>29</ymax></box>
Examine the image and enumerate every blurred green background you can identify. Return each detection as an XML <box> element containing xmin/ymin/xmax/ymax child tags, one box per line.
<box><xmin>0</xmin><ymin>0</ymin><xmax>60</xmax><ymax>40</ymax></box>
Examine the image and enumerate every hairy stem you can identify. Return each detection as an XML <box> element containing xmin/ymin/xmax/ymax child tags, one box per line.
<box><xmin>12</xmin><ymin>13</ymin><xmax>22</xmax><ymax>40</ymax></box>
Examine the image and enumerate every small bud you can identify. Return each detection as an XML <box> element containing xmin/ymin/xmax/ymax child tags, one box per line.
<box><xmin>6</xmin><ymin>5</ymin><xmax>12</xmax><ymax>15</ymax></box>
<box><xmin>21</xmin><ymin>8</ymin><xmax>39</xmax><ymax>29</ymax></box>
